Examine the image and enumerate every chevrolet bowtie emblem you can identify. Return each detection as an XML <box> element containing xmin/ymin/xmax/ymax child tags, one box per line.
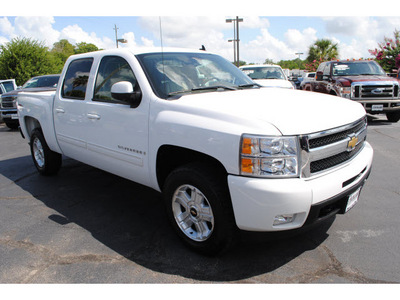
<box><xmin>347</xmin><ymin>136</ymin><xmax>358</xmax><ymax>151</ymax></box>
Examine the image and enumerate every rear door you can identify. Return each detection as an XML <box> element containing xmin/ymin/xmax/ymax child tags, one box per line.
<box><xmin>53</xmin><ymin>57</ymin><xmax>93</xmax><ymax>160</ymax></box>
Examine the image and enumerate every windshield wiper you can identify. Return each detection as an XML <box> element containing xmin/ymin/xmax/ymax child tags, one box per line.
<box><xmin>238</xmin><ymin>83</ymin><xmax>261</xmax><ymax>89</ymax></box>
<box><xmin>167</xmin><ymin>85</ymin><xmax>237</xmax><ymax>97</ymax></box>
<box><xmin>191</xmin><ymin>85</ymin><xmax>237</xmax><ymax>92</ymax></box>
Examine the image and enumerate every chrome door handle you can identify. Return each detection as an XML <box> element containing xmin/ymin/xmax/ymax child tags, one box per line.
<box><xmin>87</xmin><ymin>113</ymin><xmax>101</xmax><ymax>120</ymax></box>
<box><xmin>55</xmin><ymin>108</ymin><xmax>65</xmax><ymax>113</ymax></box>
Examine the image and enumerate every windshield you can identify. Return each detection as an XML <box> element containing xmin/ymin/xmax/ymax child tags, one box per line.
<box><xmin>22</xmin><ymin>75</ymin><xmax>60</xmax><ymax>89</ymax></box>
<box><xmin>136</xmin><ymin>52</ymin><xmax>255</xmax><ymax>99</ymax></box>
<box><xmin>332</xmin><ymin>61</ymin><xmax>386</xmax><ymax>76</ymax></box>
<box><xmin>241</xmin><ymin>66</ymin><xmax>286</xmax><ymax>80</ymax></box>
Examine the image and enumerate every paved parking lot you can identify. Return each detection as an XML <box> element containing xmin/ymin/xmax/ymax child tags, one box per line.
<box><xmin>0</xmin><ymin>115</ymin><xmax>399</xmax><ymax>284</ymax></box>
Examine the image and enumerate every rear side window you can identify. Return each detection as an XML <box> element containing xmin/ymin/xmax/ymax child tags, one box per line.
<box><xmin>62</xmin><ymin>58</ymin><xmax>93</xmax><ymax>100</ymax></box>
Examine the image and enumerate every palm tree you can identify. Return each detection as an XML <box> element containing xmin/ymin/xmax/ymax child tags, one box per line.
<box><xmin>307</xmin><ymin>39</ymin><xmax>339</xmax><ymax>62</ymax></box>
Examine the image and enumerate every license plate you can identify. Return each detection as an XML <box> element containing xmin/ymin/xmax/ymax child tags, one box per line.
<box><xmin>371</xmin><ymin>104</ymin><xmax>383</xmax><ymax>111</ymax></box>
<box><xmin>346</xmin><ymin>187</ymin><xmax>362</xmax><ymax>213</ymax></box>
<box><xmin>11</xmin><ymin>114</ymin><xmax>19</xmax><ymax>120</ymax></box>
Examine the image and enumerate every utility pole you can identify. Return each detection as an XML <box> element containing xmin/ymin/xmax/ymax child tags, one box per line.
<box><xmin>226</xmin><ymin>17</ymin><xmax>243</xmax><ymax>67</ymax></box>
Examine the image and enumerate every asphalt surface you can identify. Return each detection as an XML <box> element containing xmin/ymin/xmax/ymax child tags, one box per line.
<box><xmin>0</xmin><ymin>115</ymin><xmax>399</xmax><ymax>284</ymax></box>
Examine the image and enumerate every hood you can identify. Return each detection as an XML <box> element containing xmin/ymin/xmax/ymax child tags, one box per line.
<box><xmin>1</xmin><ymin>86</ymin><xmax>57</xmax><ymax>97</ymax></box>
<box><xmin>337</xmin><ymin>75</ymin><xmax>399</xmax><ymax>84</ymax></box>
<box><xmin>172</xmin><ymin>87</ymin><xmax>366</xmax><ymax>136</ymax></box>
<box><xmin>253</xmin><ymin>79</ymin><xmax>294</xmax><ymax>89</ymax></box>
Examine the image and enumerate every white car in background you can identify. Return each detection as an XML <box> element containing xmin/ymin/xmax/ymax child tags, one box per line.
<box><xmin>240</xmin><ymin>64</ymin><xmax>294</xmax><ymax>89</ymax></box>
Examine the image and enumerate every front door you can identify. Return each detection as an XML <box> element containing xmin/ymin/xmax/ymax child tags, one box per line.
<box><xmin>84</xmin><ymin>55</ymin><xmax>150</xmax><ymax>186</ymax></box>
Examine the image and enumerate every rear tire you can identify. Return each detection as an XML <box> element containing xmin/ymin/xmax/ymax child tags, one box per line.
<box><xmin>163</xmin><ymin>162</ymin><xmax>237</xmax><ymax>255</ymax></box>
<box><xmin>30</xmin><ymin>129</ymin><xmax>62</xmax><ymax>176</ymax></box>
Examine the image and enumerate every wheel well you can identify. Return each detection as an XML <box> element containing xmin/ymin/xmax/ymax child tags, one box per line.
<box><xmin>156</xmin><ymin>145</ymin><xmax>228</xmax><ymax>191</ymax></box>
<box><xmin>23</xmin><ymin>116</ymin><xmax>41</xmax><ymax>139</ymax></box>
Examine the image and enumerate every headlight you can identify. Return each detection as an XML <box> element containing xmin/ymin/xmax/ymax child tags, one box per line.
<box><xmin>340</xmin><ymin>87</ymin><xmax>351</xmax><ymax>98</ymax></box>
<box><xmin>240</xmin><ymin>135</ymin><xmax>300</xmax><ymax>177</ymax></box>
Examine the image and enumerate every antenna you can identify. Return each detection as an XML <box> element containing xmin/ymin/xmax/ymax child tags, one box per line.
<box><xmin>159</xmin><ymin>17</ymin><xmax>167</xmax><ymax>96</ymax></box>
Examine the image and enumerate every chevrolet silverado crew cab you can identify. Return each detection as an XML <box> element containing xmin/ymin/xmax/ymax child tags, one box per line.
<box><xmin>302</xmin><ymin>60</ymin><xmax>400</xmax><ymax>122</ymax></box>
<box><xmin>17</xmin><ymin>48</ymin><xmax>373</xmax><ymax>255</ymax></box>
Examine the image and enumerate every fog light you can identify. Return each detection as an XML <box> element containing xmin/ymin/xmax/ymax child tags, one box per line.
<box><xmin>273</xmin><ymin>214</ymin><xmax>296</xmax><ymax>226</ymax></box>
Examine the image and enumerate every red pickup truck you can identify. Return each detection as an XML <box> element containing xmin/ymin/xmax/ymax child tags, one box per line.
<box><xmin>301</xmin><ymin>60</ymin><xmax>400</xmax><ymax>122</ymax></box>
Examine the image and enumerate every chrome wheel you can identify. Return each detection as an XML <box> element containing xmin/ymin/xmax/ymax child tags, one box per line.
<box><xmin>33</xmin><ymin>137</ymin><xmax>45</xmax><ymax>168</ymax></box>
<box><xmin>172</xmin><ymin>184</ymin><xmax>214</xmax><ymax>242</ymax></box>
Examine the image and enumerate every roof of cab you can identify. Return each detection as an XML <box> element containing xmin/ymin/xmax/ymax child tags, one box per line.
<box><xmin>68</xmin><ymin>47</ymin><xmax>210</xmax><ymax>60</ymax></box>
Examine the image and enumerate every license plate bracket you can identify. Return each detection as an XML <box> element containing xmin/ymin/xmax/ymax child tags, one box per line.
<box><xmin>371</xmin><ymin>104</ymin><xmax>384</xmax><ymax>111</ymax></box>
<box><xmin>346</xmin><ymin>186</ymin><xmax>362</xmax><ymax>213</ymax></box>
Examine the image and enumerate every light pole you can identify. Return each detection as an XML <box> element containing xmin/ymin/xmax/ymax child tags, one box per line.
<box><xmin>226</xmin><ymin>17</ymin><xmax>243</xmax><ymax>67</ymax></box>
<box><xmin>295</xmin><ymin>52</ymin><xmax>304</xmax><ymax>60</ymax></box>
<box><xmin>228</xmin><ymin>39</ymin><xmax>236</xmax><ymax>66</ymax></box>
<box><xmin>114</xmin><ymin>24</ymin><xmax>128</xmax><ymax>48</ymax></box>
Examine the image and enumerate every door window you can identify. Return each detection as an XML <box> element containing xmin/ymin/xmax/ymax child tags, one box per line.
<box><xmin>93</xmin><ymin>56</ymin><xmax>138</xmax><ymax>104</ymax></box>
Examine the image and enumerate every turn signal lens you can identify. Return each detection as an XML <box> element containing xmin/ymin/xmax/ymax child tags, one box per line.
<box><xmin>241</xmin><ymin>137</ymin><xmax>253</xmax><ymax>155</ymax></box>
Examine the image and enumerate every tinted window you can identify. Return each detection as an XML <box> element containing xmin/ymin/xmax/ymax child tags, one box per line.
<box><xmin>316</xmin><ymin>62</ymin><xmax>326</xmax><ymax>73</ymax></box>
<box><xmin>37</xmin><ymin>76</ymin><xmax>59</xmax><ymax>87</ymax></box>
<box><xmin>93</xmin><ymin>56</ymin><xmax>138</xmax><ymax>103</ymax></box>
<box><xmin>22</xmin><ymin>76</ymin><xmax>60</xmax><ymax>89</ymax></box>
<box><xmin>323</xmin><ymin>63</ymin><xmax>331</xmax><ymax>76</ymax></box>
<box><xmin>62</xmin><ymin>58</ymin><xmax>93</xmax><ymax>100</ymax></box>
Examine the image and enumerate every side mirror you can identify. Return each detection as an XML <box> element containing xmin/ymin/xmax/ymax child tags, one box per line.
<box><xmin>316</xmin><ymin>71</ymin><xmax>323</xmax><ymax>81</ymax></box>
<box><xmin>111</xmin><ymin>81</ymin><xmax>142</xmax><ymax>108</ymax></box>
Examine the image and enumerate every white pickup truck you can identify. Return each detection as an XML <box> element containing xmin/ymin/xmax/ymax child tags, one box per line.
<box><xmin>17</xmin><ymin>48</ymin><xmax>373</xmax><ymax>255</ymax></box>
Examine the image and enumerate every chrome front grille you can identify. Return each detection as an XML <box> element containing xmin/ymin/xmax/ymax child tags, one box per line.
<box><xmin>301</xmin><ymin>117</ymin><xmax>367</xmax><ymax>177</ymax></box>
<box><xmin>352</xmin><ymin>81</ymin><xmax>400</xmax><ymax>99</ymax></box>
<box><xmin>1</xmin><ymin>96</ymin><xmax>15</xmax><ymax>108</ymax></box>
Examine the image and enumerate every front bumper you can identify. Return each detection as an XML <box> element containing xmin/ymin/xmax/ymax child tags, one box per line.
<box><xmin>0</xmin><ymin>108</ymin><xmax>18</xmax><ymax>119</ymax></box>
<box><xmin>228</xmin><ymin>142</ymin><xmax>373</xmax><ymax>231</ymax></box>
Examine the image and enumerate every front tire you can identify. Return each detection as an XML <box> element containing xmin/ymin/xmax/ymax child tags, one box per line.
<box><xmin>30</xmin><ymin>129</ymin><xmax>62</xmax><ymax>176</ymax></box>
<box><xmin>163</xmin><ymin>162</ymin><xmax>237</xmax><ymax>255</ymax></box>
<box><xmin>386</xmin><ymin>111</ymin><xmax>400</xmax><ymax>122</ymax></box>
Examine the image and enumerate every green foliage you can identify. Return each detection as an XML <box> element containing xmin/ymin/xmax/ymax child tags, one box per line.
<box><xmin>263</xmin><ymin>58</ymin><xmax>274</xmax><ymax>65</ymax></box>
<box><xmin>369</xmin><ymin>29</ymin><xmax>400</xmax><ymax>73</ymax></box>
<box><xmin>304</xmin><ymin>58</ymin><xmax>324</xmax><ymax>72</ymax></box>
<box><xmin>0</xmin><ymin>37</ymin><xmax>59</xmax><ymax>86</ymax></box>
<box><xmin>74</xmin><ymin>42</ymin><xmax>99</xmax><ymax>54</ymax></box>
<box><xmin>51</xmin><ymin>39</ymin><xmax>75</xmax><ymax>72</ymax></box>
<box><xmin>0</xmin><ymin>37</ymin><xmax>101</xmax><ymax>86</ymax></box>
<box><xmin>307</xmin><ymin>39</ymin><xmax>338</xmax><ymax>63</ymax></box>
<box><xmin>276</xmin><ymin>58</ymin><xmax>305</xmax><ymax>70</ymax></box>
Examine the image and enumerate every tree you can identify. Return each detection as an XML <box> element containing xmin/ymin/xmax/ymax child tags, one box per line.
<box><xmin>0</xmin><ymin>37</ymin><xmax>59</xmax><ymax>86</ymax></box>
<box><xmin>277</xmin><ymin>58</ymin><xmax>305</xmax><ymax>70</ymax></box>
<box><xmin>369</xmin><ymin>29</ymin><xmax>400</xmax><ymax>73</ymax></box>
<box><xmin>307</xmin><ymin>39</ymin><xmax>338</xmax><ymax>62</ymax></box>
<box><xmin>50</xmin><ymin>39</ymin><xmax>75</xmax><ymax>73</ymax></box>
<box><xmin>74</xmin><ymin>42</ymin><xmax>99</xmax><ymax>54</ymax></box>
<box><xmin>263</xmin><ymin>58</ymin><xmax>275</xmax><ymax>65</ymax></box>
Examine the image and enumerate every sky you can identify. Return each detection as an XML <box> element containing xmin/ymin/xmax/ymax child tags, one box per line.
<box><xmin>1</xmin><ymin>0</ymin><xmax>400</xmax><ymax>64</ymax></box>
